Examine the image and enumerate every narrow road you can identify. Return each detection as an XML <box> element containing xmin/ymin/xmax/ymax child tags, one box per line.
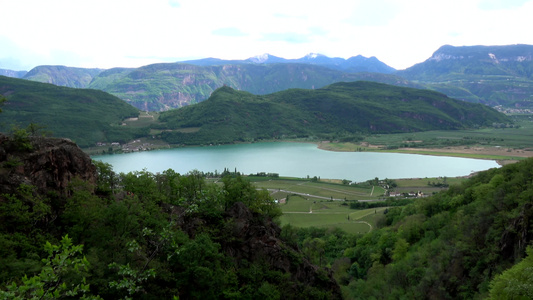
<box><xmin>267</xmin><ymin>189</ymin><xmax>382</xmax><ymax>202</ymax></box>
<box><xmin>352</xmin><ymin>221</ymin><xmax>373</xmax><ymax>231</ymax></box>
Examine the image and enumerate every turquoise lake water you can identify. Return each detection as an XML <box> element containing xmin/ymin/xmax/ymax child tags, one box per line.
<box><xmin>92</xmin><ymin>142</ymin><xmax>500</xmax><ymax>182</ymax></box>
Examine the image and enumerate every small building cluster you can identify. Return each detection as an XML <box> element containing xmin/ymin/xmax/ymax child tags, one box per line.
<box><xmin>96</xmin><ymin>139</ymin><xmax>154</xmax><ymax>153</ymax></box>
<box><xmin>388</xmin><ymin>191</ymin><xmax>425</xmax><ymax>198</ymax></box>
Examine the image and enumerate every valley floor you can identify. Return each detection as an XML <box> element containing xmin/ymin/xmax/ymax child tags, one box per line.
<box><xmin>317</xmin><ymin>141</ymin><xmax>533</xmax><ymax>165</ymax></box>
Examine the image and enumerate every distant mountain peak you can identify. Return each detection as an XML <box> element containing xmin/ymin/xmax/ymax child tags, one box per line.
<box><xmin>249</xmin><ymin>53</ymin><xmax>271</xmax><ymax>63</ymax></box>
<box><xmin>428</xmin><ymin>44</ymin><xmax>533</xmax><ymax>62</ymax></box>
<box><xmin>305</xmin><ymin>53</ymin><xmax>322</xmax><ymax>59</ymax></box>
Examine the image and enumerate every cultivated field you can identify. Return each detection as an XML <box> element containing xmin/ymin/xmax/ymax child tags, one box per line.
<box><xmin>249</xmin><ymin>178</ymin><xmax>390</xmax><ymax>234</ymax></box>
<box><xmin>318</xmin><ymin>115</ymin><xmax>533</xmax><ymax>162</ymax></box>
<box><xmin>277</xmin><ymin>194</ymin><xmax>387</xmax><ymax>234</ymax></box>
<box><xmin>251</xmin><ymin>175</ymin><xmax>471</xmax><ymax>234</ymax></box>
<box><xmin>252</xmin><ymin>178</ymin><xmax>384</xmax><ymax>201</ymax></box>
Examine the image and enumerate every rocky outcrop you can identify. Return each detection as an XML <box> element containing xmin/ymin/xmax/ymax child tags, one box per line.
<box><xmin>499</xmin><ymin>203</ymin><xmax>533</xmax><ymax>260</ymax></box>
<box><xmin>0</xmin><ymin>133</ymin><xmax>96</xmax><ymax>196</ymax></box>
<box><xmin>223</xmin><ymin>202</ymin><xmax>342</xmax><ymax>298</ymax></box>
<box><xmin>174</xmin><ymin>201</ymin><xmax>342</xmax><ymax>299</ymax></box>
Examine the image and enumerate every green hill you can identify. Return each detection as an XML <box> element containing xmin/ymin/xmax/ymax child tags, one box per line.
<box><xmin>156</xmin><ymin>81</ymin><xmax>510</xmax><ymax>145</ymax></box>
<box><xmin>397</xmin><ymin>44</ymin><xmax>533</xmax><ymax>106</ymax></box>
<box><xmin>342</xmin><ymin>157</ymin><xmax>533</xmax><ymax>299</ymax></box>
<box><xmin>0</xmin><ymin>75</ymin><xmax>144</xmax><ymax>147</ymax></box>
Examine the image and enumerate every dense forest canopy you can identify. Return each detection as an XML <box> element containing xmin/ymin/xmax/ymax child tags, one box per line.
<box><xmin>156</xmin><ymin>81</ymin><xmax>509</xmax><ymax>145</ymax></box>
<box><xmin>0</xmin><ymin>133</ymin><xmax>341</xmax><ymax>299</ymax></box>
<box><xmin>0</xmin><ymin>75</ymin><xmax>144</xmax><ymax>147</ymax></box>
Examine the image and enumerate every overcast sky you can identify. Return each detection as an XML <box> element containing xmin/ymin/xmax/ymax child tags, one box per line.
<box><xmin>1</xmin><ymin>0</ymin><xmax>532</xmax><ymax>71</ymax></box>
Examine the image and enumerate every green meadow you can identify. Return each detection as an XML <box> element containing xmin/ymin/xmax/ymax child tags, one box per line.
<box><xmin>248</xmin><ymin>177</ymin><xmax>389</xmax><ymax>234</ymax></box>
<box><xmin>277</xmin><ymin>194</ymin><xmax>387</xmax><ymax>234</ymax></box>
<box><xmin>250</xmin><ymin>176</ymin><xmax>471</xmax><ymax>234</ymax></box>
<box><xmin>252</xmin><ymin>178</ymin><xmax>385</xmax><ymax>201</ymax></box>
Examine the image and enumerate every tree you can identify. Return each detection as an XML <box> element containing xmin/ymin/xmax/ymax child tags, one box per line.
<box><xmin>303</xmin><ymin>237</ymin><xmax>326</xmax><ymax>267</ymax></box>
<box><xmin>222</xmin><ymin>175</ymin><xmax>281</xmax><ymax>218</ymax></box>
<box><xmin>0</xmin><ymin>94</ymin><xmax>5</xmax><ymax>113</ymax></box>
<box><xmin>488</xmin><ymin>246</ymin><xmax>533</xmax><ymax>299</ymax></box>
<box><xmin>0</xmin><ymin>235</ymin><xmax>100</xmax><ymax>299</ymax></box>
<box><xmin>392</xmin><ymin>238</ymin><xmax>409</xmax><ymax>261</ymax></box>
<box><xmin>93</xmin><ymin>160</ymin><xmax>116</xmax><ymax>195</ymax></box>
<box><xmin>27</xmin><ymin>122</ymin><xmax>49</xmax><ymax>136</ymax></box>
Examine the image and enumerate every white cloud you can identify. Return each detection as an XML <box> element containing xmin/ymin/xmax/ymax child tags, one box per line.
<box><xmin>1</xmin><ymin>0</ymin><xmax>533</xmax><ymax>70</ymax></box>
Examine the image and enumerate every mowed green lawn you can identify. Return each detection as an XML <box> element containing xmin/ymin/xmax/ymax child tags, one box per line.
<box><xmin>278</xmin><ymin>195</ymin><xmax>387</xmax><ymax>234</ymax></box>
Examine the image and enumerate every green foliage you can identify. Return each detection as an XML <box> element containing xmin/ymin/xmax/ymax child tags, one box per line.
<box><xmin>157</xmin><ymin>81</ymin><xmax>509</xmax><ymax>145</ymax></box>
<box><xmin>303</xmin><ymin>237</ymin><xmax>326</xmax><ymax>267</ymax></box>
<box><xmin>0</xmin><ymin>94</ymin><xmax>5</xmax><ymax>113</ymax></box>
<box><xmin>0</xmin><ymin>235</ymin><xmax>100</xmax><ymax>300</ymax></box>
<box><xmin>0</xmin><ymin>76</ymin><xmax>140</xmax><ymax>147</ymax></box>
<box><xmin>93</xmin><ymin>160</ymin><xmax>116</xmax><ymax>196</ymax></box>
<box><xmin>349</xmin><ymin>198</ymin><xmax>414</xmax><ymax>209</ymax></box>
<box><xmin>222</xmin><ymin>175</ymin><xmax>282</xmax><ymax>219</ymax></box>
<box><xmin>108</xmin><ymin>262</ymin><xmax>155</xmax><ymax>299</ymax></box>
<box><xmin>0</xmin><ymin>184</ymin><xmax>51</xmax><ymax>234</ymax></box>
<box><xmin>9</xmin><ymin>126</ymin><xmax>33</xmax><ymax>151</ymax></box>
<box><xmin>488</xmin><ymin>246</ymin><xmax>533</xmax><ymax>299</ymax></box>
<box><xmin>2</xmin><ymin>159</ymin><xmax>332</xmax><ymax>299</ymax></box>
<box><xmin>107</xmin><ymin>235</ymin><xmax>159</xmax><ymax>300</ymax></box>
<box><xmin>341</xmin><ymin>157</ymin><xmax>533</xmax><ymax>299</ymax></box>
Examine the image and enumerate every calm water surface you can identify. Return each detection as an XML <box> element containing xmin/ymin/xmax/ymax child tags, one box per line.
<box><xmin>92</xmin><ymin>142</ymin><xmax>500</xmax><ymax>182</ymax></box>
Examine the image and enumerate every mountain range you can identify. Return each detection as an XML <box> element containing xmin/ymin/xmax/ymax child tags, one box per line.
<box><xmin>182</xmin><ymin>53</ymin><xmax>396</xmax><ymax>74</ymax></box>
<box><xmin>0</xmin><ymin>75</ymin><xmax>508</xmax><ymax>147</ymax></box>
<box><xmin>17</xmin><ymin>53</ymin><xmax>399</xmax><ymax>111</ymax></box>
<box><xmin>397</xmin><ymin>44</ymin><xmax>533</xmax><ymax>106</ymax></box>
<box><xmin>2</xmin><ymin>44</ymin><xmax>533</xmax><ymax>111</ymax></box>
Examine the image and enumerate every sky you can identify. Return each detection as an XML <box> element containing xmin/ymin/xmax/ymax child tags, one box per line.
<box><xmin>1</xmin><ymin>0</ymin><xmax>532</xmax><ymax>71</ymax></box>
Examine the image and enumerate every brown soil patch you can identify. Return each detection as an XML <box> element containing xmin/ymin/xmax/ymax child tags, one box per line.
<box><xmin>402</xmin><ymin>146</ymin><xmax>533</xmax><ymax>158</ymax></box>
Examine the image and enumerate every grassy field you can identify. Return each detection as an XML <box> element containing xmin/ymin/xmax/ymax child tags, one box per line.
<box><xmin>320</xmin><ymin>115</ymin><xmax>533</xmax><ymax>161</ymax></box>
<box><xmin>250</xmin><ymin>177</ymin><xmax>390</xmax><ymax>234</ymax></box>
<box><xmin>252</xmin><ymin>175</ymin><xmax>472</xmax><ymax>234</ymax></box>
<box><xmin>363</xmin><ymin>117</ymin><xmax>533</xmax><ymax>150</ymax></box>
<box><xmin>252</xmin><ymin>178</ymin><xmax>385</xmax><ymax>201</ymax></box>
<box><xmin>392</xmin><ymin>176</ymin><xmax>469</xmax><ymax>195</ymax></box>
<box><xmin>277</xmin><ymin>194</ymin><xmax>387</xmax><ymax>234</ymax></box>
<box><xmin>122</xmin><ymin>111</ymin><xmax>160</xmax><ymax>127</ymax></box>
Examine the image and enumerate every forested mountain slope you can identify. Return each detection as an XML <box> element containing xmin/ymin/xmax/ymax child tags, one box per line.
<box><xmin>397</xmin><ymin>44</ymin><xmax>533</xmax><ymax>106</ymax></box>
<box><xmin>88</xmin><ymin>63</ymin><xmax>410</xmax><ymax>111</ymax></box>
<box><xmin>341</xmin><ymin>157</ymin><xmax>533</xmax><ymax>299</ymax></box>
<box><xmin>0</xmin><ymin>75</ymin><xmax>144</xmax><ymax>147</ymax></box>
<box><xmin>156</xmin><ymin>81</ymin><xmax>510</xmax><ymax>145</ymax></box>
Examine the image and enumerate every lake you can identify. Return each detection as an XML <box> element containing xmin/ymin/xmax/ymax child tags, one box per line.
<box><xmin>92</xmin><ymin>142</ymin><xmax>500</xmax><ymax>182</ymax></box>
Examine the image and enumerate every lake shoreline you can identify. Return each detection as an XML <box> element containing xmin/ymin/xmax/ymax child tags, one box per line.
<box><xmin>315</xmin><ymin>141</ymin><xmax>533</xmax><ymax>166</ymax></box>
<box><xmin>92</xmin><ymin>141</ymin><xmax>501</xmax><ymax>183</ymax></box>
<box><xmin>87</xmin><ymin>138</ymin><xmax>532</xmax><ymax>167</ymax></box>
